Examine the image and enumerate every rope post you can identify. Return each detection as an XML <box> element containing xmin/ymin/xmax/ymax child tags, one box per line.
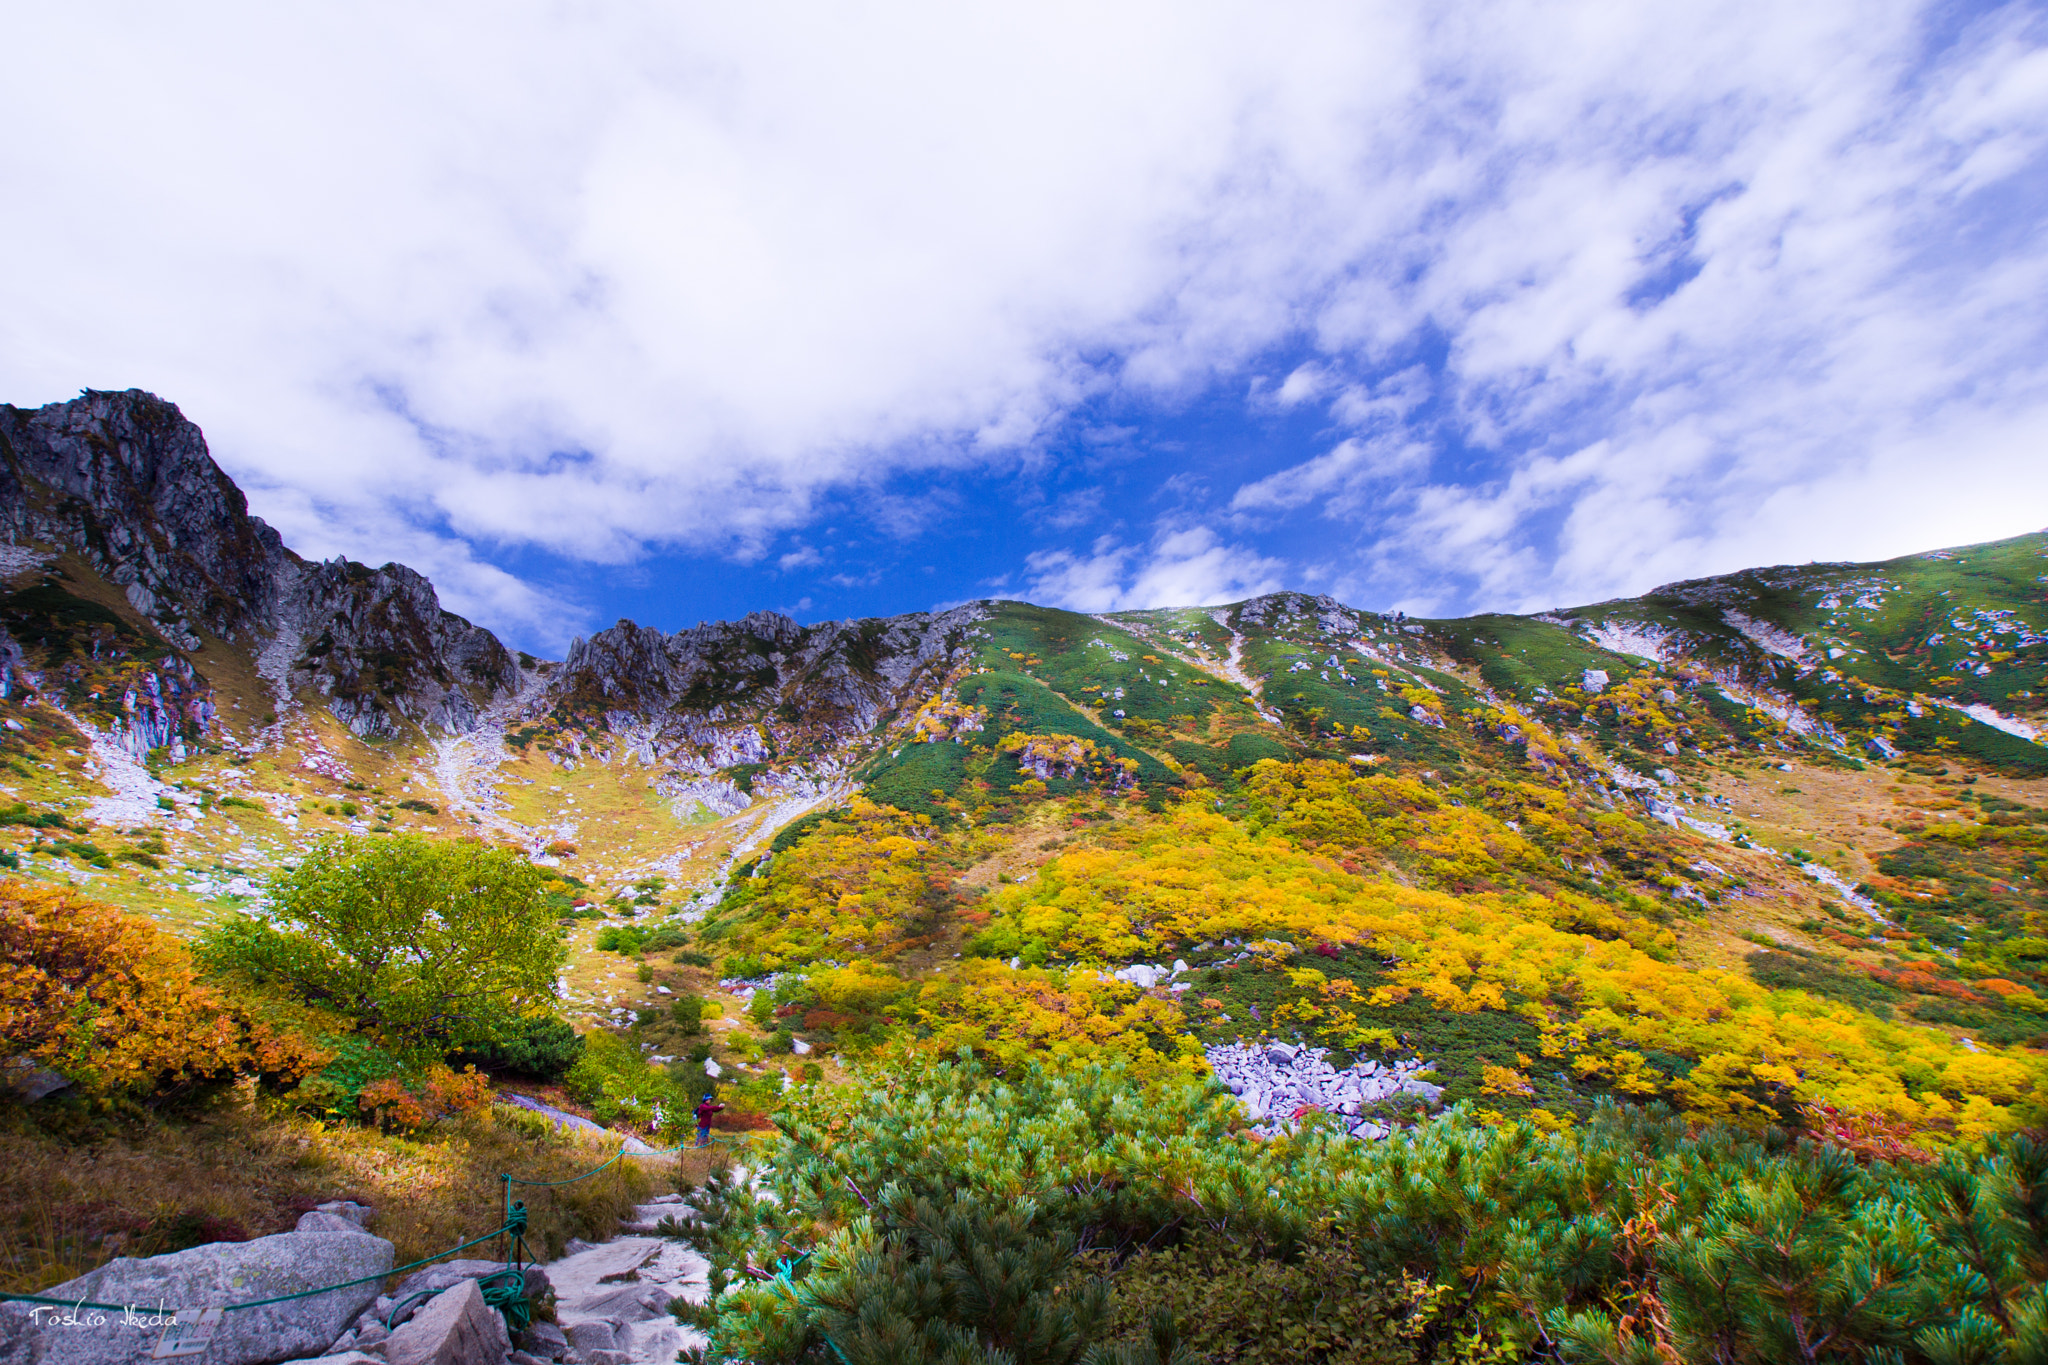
<box><xmin>507</xmin><ymin>1201</ymin><xmax>529</xmax><ymax>1274</ymax></box>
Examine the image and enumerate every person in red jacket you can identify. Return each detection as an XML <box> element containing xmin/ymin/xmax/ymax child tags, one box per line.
<box><xmin>694</xmin><ymin>1092</ymin><xmax>725</xmax><ymax>1148</ymax></box>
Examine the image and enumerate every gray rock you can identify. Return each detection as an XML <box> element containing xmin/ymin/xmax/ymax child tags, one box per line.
<box><xmin>0</xmin><ymin>1230</ymin><xmax>392</xmax><ymax>1365</ymax></box>
<box><xmin>575</xmin><ymin>1284</ymin><xmax>674</xmax><ymax>1323</ymax></box>
<box><xmin>1</xmin><ymin>1062</ymin><xmax>71</xmax><ymax>1102</ymax></box>
<box><xmin>510</xmin><ymin>1353</ymin><xmax>551</xmax><ymax>1365</ymax></box>
<box><xmin>519</xmin><ymin>1321</ymin><xmax>569</xmax><ymax>1360</ymax></box>
<box><xmin>299</xmin><ymin>1211</ymin><xmax>376</xmax><ymax>1235</ymax></box>
<box><xmin>1265</xmin><ymin>1043</ymin><xmax>1298</xmax><ymax>1065</ymax></box>
<box><xmin>584</xmin><ymin>1352</ymin><xmax>635</xmax><ymax>1365</ymax></box>
<box><xmin>384</xmin><ymin>1279</ymin><xmax>511</xmax><ymax>1365</ymax></box>
<box><xmin>351</xmin><ymin>1320</ymin><xmax>392</xmax><ymax>1350</ymax></box>
<box><xmin>564</xmin><ymin>1321</ymin><xmax>618</xmax><ymax>1355</ymax></box>
<box><xmin>318</xmin><ymin>1202</ymin><xmax>375</xmax><ymax>1228</ymax></box>
<box><xmin>1400</xmin><ymin>1079</ymin><xmax>1445</xmax><ymax>1103</ymax></box>
<box><xmin>298</xmin><ymin>1354</ymin><xmax>385</xmax><ymax>1365</ymax></box>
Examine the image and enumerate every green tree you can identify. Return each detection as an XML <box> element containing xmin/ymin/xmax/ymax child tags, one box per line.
<box><xmin>448</xmin><ymin>1012</ymin><xmax>585</xmax><ymax>1080</ymax></box>
<box><xmin>199</xmin><ymin>834</ymin><xmax>566</xmax><ymax>1055</ymax></box>
<box><xmin>710</xmin><ymin>1187</ymin><xmax>1115</xmax><ymax>1365</ymax></box>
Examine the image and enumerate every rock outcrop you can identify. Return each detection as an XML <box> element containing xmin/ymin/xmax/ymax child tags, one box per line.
<box><xmin>0</xmin><ymin>1230</ymin><xmax>394</xmax><ymax>1365</ymax></box>
<box><xmin>543</xmin><ymin>607</ymin><xmax>984</xmax><ymax>777</ymax></box>
<box><xmin>382</xmin><ymin>1279</ymin><xmax>509</xmax><ymax>1365</ymax></box>
<box><xmin>0</xmin><ymin>390</ymin><xmax>516</xmax><ymax>740</ymax></box>
<box><xmin>1206</xmin><ymin>1041</ymin><xmax>1443</xmax><ymax>1140</ymax></box>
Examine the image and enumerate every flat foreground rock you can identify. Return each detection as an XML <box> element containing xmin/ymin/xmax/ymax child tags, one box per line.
<box><xmin>0</xmin><ymin>1231</ymin><xmax>393</xmax><ymax>1365</ymax></box>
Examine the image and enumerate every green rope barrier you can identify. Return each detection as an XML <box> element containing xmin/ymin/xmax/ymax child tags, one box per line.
<box><xmin>505</xmin><ymin>1149</ymin><xmax>628</xmax><ymax>1187</ymax></box>
<box><xmin>0</xmin><ymin>1219</ymin><xmax>521</xmax><ymax>1315</ymax></box>
<box><xmin>223</xmin><ymin>1219</ymin><xmax>522</xmax><ymax>1313</ymax></box>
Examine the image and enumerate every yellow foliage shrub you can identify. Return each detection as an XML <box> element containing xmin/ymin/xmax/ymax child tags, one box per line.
<box><xmin>0</xmin><ymin>880</ymin><xmax>328</xmax><ymax>1095</ymax></box>
<box><xmin>724</xmin><ymin>799</ymin><xmax>941</xmax><ymax>967</ymax></box>
<box><xmin>911</xmin><ymin>960</ymin><xmax>1198</xmax><ymax>1076</ymax></box>
<box><xmin>969</xmin><ymin>773</ymin><xmax>2047</xmax><ymax>1139</ymax></box>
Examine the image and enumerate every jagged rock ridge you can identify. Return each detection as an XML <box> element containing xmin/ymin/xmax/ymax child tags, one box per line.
<box><xmin>546</xmin><ymin>607</ymin><xmax>984</xmax><ymax>780</ymax></box>
<box><xmin>0</xmin><ymin>390</ymin><xmax>516</xmax><ymax>740</ymax></box>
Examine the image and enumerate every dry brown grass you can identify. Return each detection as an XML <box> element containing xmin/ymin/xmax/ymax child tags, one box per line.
<box><xmin>0</xmin><ymin>1093</ymin><xmax>678</xmax><ymax>1295</ymax></box>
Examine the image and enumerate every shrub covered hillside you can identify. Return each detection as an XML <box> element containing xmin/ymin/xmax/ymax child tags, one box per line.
<box><xmin>691</xmin><ymin>759</ymin><xmax>2044</xmax><ymax>1139</ymax></box>
<box><xmin>0</xmin><ymin>850</ymin><xmax>673</xmax><ymax>1295</ymax></box>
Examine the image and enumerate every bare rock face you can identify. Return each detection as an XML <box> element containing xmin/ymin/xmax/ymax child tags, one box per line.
<box><xmin>0</xmin><ymin>1230</ymin><xmax>394</xmax><ymax>1365</ymax></box>
<box><xmin>0</xmin><ymin>389</ymin><xmax>288</xmax><ymax>648</ymax></box>
<box><xmin>1233</xmin><ymin>591</ymin><xmax>1364</xmax><ymax>639</ymax></box>
<box><xmin>0</xmin><ymin>391</ymin><xmax>516</xmax><ymax>740</ymax></box>
<box><xmin>545</xmin><ymin>606</ymin><xmax>985</xmax><ymax>777</ymax></box>
<box><xmin>279</xmin><ymin>558</ymin><xmax>515</xmax><ymax>738</ymax></box>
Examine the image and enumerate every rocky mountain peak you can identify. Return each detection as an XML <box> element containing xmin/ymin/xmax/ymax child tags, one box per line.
<box><xmin>1</xmin><ymin>390</ymin><xmax>514</xmax><ymax>741</ymax></box>
<box><xmin>0</xmin><ymin>388</ymin><xmax>289</xmax><ymax>647</ymax></box>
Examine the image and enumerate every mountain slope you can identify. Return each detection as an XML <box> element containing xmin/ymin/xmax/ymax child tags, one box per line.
<box><xmin>3</xmin><ymin>388</ymin><xmax>2046</xmax><ymax>1143</ymax></box>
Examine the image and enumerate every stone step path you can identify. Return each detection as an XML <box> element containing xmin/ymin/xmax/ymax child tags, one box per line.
<box><xmin>533</xmin><ymin>1201</ymin><xmax>710</xmax><ymax>1365</ymax></box>
<box><xmin>319</xmin><ymin>1198</ymin><xmax>712</xmax><ymax>1365</ymax></box>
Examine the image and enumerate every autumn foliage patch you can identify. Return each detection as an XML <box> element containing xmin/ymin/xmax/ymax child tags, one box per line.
<box><xmin>0</xmin><ymin>880</ymin><xmax>326</xmax><ymax>1097</ymax></box>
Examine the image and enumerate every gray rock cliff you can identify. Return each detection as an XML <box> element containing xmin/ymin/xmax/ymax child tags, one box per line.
<box><xmin>0</xmin><ymin>391</ymin><xmax>515</xmax><ymax>738</ymax></box>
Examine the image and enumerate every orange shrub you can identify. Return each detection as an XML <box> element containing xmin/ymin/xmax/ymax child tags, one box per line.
<box><xmin>0</xmin><ymin>880</ymin><xmax>327</xmax><ymax>1095</ymax></box>
<box><xmin>358</xmin><ymin>1064</ymin><xmax>494</xmax><ymax>1131</ymax></box>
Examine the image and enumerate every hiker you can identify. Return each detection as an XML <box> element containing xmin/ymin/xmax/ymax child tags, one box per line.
<box><xmin>694</xmin><ymin>1091</ymin><xmax>725</xmax><ymax>1148</ymax></box>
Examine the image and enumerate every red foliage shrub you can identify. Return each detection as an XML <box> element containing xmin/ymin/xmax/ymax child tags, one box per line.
<box><xmin>1803</xmin><ymin>1104</ymin><xmax>1937</xmax><ymax>1165</ymax></box>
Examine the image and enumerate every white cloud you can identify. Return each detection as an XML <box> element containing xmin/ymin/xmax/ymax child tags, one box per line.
<box><xmin>1025</xmin><ymin>527</ymin><xmax>1287</xmax><ymax>611</ymax></box>
<box><xmin>777</xmin><ymin>544</ymin><xmax>824</xmax><ymax>572</ymax></box>
<box><xmin>1274</xmin><ymin>364</ymin><xmax>1332</xmax><ymax>408</ymax></box>
<box><xmin>1231</xmin><ymin>436</ymin><xmax>1433</xmax><ymax>517</ymax></box>
<box><xmin>1</xmin><ymin>0</ymin><xmax>2043</xmax><ymax>636</ymax></box>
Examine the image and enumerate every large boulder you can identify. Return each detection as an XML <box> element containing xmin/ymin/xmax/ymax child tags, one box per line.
<box><xmin>515</xmin><ymin>1321</ymin><xmax>568</xmax><ymax>1362</ymax></box>
<box><xmin>0</xmin><ymin>1230</ymin><xmax>393</xmax><ymax>1365</ymax></box>
<box><xmin>562</xmin><ymin>1322</ymin><xmax>618</xmax><ymax>1356</ymax></box>
<box><xmin>383</xmin><ymin>1280</ymin><xmax>510</xmax><ymax>1365</ymax></box>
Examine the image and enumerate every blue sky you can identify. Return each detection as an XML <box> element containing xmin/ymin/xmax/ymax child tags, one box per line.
<box><xmin>5</xmin><ymin>2</ymin><xmax>2047</xmax><ymax>656</ymax></box>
